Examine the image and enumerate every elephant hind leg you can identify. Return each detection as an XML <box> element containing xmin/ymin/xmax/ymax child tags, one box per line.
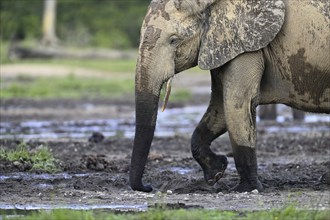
<box><xmin>191</xmin><ymin>69</ymin><xmax>228</xmax><ymax>185</ymax></box>
<box><xmin>222</xmin><ymin>51</ymin><xmax>265</xmax><ymax>192</ymax></box>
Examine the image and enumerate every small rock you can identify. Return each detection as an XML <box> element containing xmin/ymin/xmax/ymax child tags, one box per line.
<box><xmin>166</xmin><ymin>190</ymin><xmax>173</xmax><ymax>195</ymax></box>
<box><xmin>148</xmin><ymin>152</ymin><xmax>164</xmax><ymax>161</ymax></box>
<box><xmin>95</xmin><ymin>162</ymin><xmax>105</xmax><ymax>171</ymax></box>
<box><xmin>88</xmin><ymin>132</ymin><xmax>105</xmax><ymax>143</ymax></box>
<box><xmin>251</xmin><ymin>189</ymin><xmax>259</xmax><ymax>194</ymax></box>
<box><xmin>13</xmin><ymin>161</ymin><xmax>21</xmax><ymax>167</ymax></box>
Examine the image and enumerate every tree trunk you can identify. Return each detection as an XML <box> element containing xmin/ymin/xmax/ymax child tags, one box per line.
<box><xmin>259</xmin><ymin>105</ymin><xmax>305</xmax><ymax>121</ymax></box>
<box><xmin>292</xmin><ymin>108</ymin><xmax>305</xmax><ymax>121</ymax></box>
<box><xmin>259</xmin><ymin>105</ymin><xmax>277</xmax><ymax>120</ymax></box>
<box><xmin>42</xmin><ymin>0</ymin><xmax>58</xmax><ymax>46</ymax></box>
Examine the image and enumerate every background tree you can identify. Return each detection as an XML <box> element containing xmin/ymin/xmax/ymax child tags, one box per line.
<box><xmin>259</xmin><ymin>105</ymin><xmax>305</xmax><ymax>121</ymax></box>
<box><xmin>42</xmin><ymin>0</ymin><xmax>58</xmax><ymax>45</ymax></box>
<box><xmin>0</xmin><ymin>0</ymin><xmax>150</xmax><ymax>49</ymax></box>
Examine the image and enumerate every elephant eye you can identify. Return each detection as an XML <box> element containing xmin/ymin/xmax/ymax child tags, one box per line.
<box><xmin>169</xmin><ymin>35</ymin><xmax>180</xmax><ymax>46</ymax></box>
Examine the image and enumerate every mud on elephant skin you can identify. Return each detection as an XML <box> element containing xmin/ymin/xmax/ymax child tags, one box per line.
<box><xmin>129</xmin><ymin>0</ymin><xmax>330</xmax><ymax>192</ymax></box>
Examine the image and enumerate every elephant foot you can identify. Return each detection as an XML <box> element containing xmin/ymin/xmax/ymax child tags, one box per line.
<box><xmin>130</xmin><ymin>183</ymin><xmax>153</xmax><ymax>192</ymax></box>
<box><xmin>320</xmin><ymin>171</ymin><xmax>330</xmax><ymax>185</ymax></box>
<box><xmin>199</xmin><ymin>154</ymin><xmax>228</xmax><ymax>186</ymax></box>
<box><xmin>230</xmin><ymin>179</ymin><xmax>263</xmax><ymax>193</ymax></box>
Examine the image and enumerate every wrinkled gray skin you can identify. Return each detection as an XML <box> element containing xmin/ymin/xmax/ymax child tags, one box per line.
<box><xmin>130</xmin><ymin>0</ymin><xmax>330</xmax><ymax>192</ymax></box>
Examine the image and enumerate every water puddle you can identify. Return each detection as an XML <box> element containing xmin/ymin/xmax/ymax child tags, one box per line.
<box><xmin>0</xmin><ymin>172</ymin><xmax>90</xmax><ymax>181</ymax></box>
<box><xmin>0</xmin><ymin>105</ymin><xmax>328</xmax><ymax>140</ymax></box>
<box><xmin>167</xmin><ymin>167</ymin><xmax>194</xmax><ymax>175</ymax></box>
<box><xmin>0</xmin><ymin>204</ymin><xmax>147</xmax><ymax>211</ymax></box>
<box><xmin>263</xmin><ymin>125</ymin><xmax>329</xmax><ymax>133</ymax></box>
<box><xmin>0</xmin><ymin>172</ymin><xmax>148</xmax><ymax>217</ymax></box>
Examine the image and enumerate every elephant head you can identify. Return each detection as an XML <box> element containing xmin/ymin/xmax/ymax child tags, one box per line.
<box><xmin>130</xmin><ymin>0</ymin><xmax>285</xmax><ymax>192</ymax></box>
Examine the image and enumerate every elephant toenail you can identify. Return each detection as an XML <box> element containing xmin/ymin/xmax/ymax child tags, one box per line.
<box><xmin>215</xmin><ymin>172</ymin><xmax>223</xmax><ymax>180</ymax></box>
<box><xmin>208</xmin><ymin>179</ymin><xmax>215</xmax><ymax>185</ymax></box>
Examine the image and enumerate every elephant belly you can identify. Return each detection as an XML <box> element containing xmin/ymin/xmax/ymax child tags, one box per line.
<box><xmin>278</xmin><ymin>45</ymin><xmax>330</xmax><ymax>113</ymax></box>
<box><xmin>260</xmin><ymin>0</ymin><xmax>330</xmax><ymax>114</ymax></box>
<box><xmin>286</xmin><ymin>67</ymin><xmax>330</xmax><ymax>113</ymax></box>
<box><xmin>260</xmin><ymin>49</ymin><xmax>330</xmax><ymax>113</ymax></box>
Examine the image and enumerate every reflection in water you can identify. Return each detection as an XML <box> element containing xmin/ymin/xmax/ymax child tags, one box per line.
<box><xmin>168</xmin><ymin>167</ymin><xmax>194</xmax><ymax>175</ymax></box>
<box><xmin>0</xmin><ymin>106</ymin><xmax>328</xmax><ymax>140</ymax></box>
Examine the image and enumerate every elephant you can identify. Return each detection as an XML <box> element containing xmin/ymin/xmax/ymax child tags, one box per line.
<box><xmin>130</xmin><ymin>0</ymin><xmax>330</xmax><ymax>193</ymax></box>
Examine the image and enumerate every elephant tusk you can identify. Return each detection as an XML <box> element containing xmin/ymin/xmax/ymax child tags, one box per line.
<box><xmin>161</xmin><ymin>78</ymin><xmax>172</xmax><ymax>112</ymax></box>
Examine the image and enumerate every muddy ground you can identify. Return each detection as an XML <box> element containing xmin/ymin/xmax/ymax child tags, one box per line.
<box><xmin>0</xmin><ymin>64</ymin><xmax>329</xmax><ymax>211</ymax></box>
<box><xmin>0</xmin><ymin>98</ymin><xmax>329</xmax><ymax>212</ymax></box>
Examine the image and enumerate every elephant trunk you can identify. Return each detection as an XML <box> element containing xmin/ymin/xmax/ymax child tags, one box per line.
<box><xmin>129</xmin><ymin>60</ymin><xmax>162</xmax><ymax>192</ymax></box>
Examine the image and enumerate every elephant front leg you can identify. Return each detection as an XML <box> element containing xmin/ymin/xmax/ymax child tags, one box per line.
<box><xmin>229</xmin><ymin>142</ymin><xmax>263</xmax><ymax>192</ymax></box>
<box><xmin>222</xmin><ymin>52</ymin><xmax>265</xmax><ymax>192</ymax></box>
<box><xmin>191</xmin><ymin>70</ymin><xmax>228</xmax><ymax>185</ymax></box>
<box><xmin>225</xmin><ymin>99</ymin><xmax>262</xmax><ymax>192</ymax></box>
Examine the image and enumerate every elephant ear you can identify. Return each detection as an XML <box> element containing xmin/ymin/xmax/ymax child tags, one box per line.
<box><xmin>198</xmin><ymin>0</ymin><xmax>285</xmax><ymax>70</ymax></box>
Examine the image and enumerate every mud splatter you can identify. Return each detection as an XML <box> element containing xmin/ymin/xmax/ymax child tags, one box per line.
<box><xmin>141</xmin><ymin>26</ymin><xmax>162</xmax><ymax>51</ymax></box>
<box><xmin>145</xmin><ymin>0</ymin><xmax>170</xmax><ymax>25</ymax></box>
<box><xmin>288</xmin><ymin>48</ymin><xmax>329</xmax><ymax>106</ymax></box>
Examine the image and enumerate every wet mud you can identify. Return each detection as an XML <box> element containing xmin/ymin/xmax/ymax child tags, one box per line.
<box><xmin>0</xmin><ymin>98</ymin><xmax>330</xmax><ymax>211</ymax></box>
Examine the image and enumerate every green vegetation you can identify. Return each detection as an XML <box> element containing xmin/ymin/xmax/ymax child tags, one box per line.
<box><xmin>12</xmin><ymin>58</ymin><xmax>138</xmax><ymax>73</ymax></box>
<box><xmin>0</xmin><ymin>0</ymin><xmax>149</xmax><ymax>49</ymax></box>
<box><xmin>1</xmin><ymin>73</ymin><xmax>191</xmax><ymax>101</ymax></box>
<box><xmin>0</xmin><ymin>74</ymin><xmax>134</xmax><ymax>99</ymax></box>
<box><xmin>0</xmin><ymin>58</ymin><xmax>192</xmax><ymax>101</ymax></box>
<box><xmin>3</xmin><ymin>206</ymin><xmax>329</xmax><ymax>220</ymax></box>
<box><xmin>0</xmin><ymin>41</ymin><xmax>9</xmax><ymax>63</ymax></box>
<box><xmin>171</xmin><ymin>90</ymin><xmax>191</xmax><ymax>102</ymax></box>
<box><xmin>0</xmin><ymin>142</ymin><xmax>59</xmax><ymax>173</ymax></box>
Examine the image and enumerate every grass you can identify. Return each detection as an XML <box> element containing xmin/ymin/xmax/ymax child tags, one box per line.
<box><xmin>0</xmin><ymin>41</ymin><xmax>9</xmax><ymax>63</ymax></box>
<box><xmin>1</xmin><ymin>41</ymin><xmax>137</xmax><ymax>99</ymax></box>
<box><xmin>0</xmin><ymin>41</ymin><xmax>137</xmax><ymax>73</ymax></box>
<box><xmin>0</xmin><ymin>73</ymin><xmax>191</xmax><ymax>101</ymax></box>
<box><xmin>3</xmin><ymin>206</ymin><xmax>329</xmax><ymax>220</ymax></box>
<box><xmin>10</xmin><ymin>58</ymin><xmax>138</xmax><ymax>73</ymax></box>
<box><xmin>0</xmin><ymin>40</ymin><xmax>193</xmax><ymax>101</ymax></box>
<box><xmin>0</xmin><ymin>74</ymin><xmax>134</xmax><ymax>99</ymax></box>
<box><xmin>0</xmin><ymin>142</ymin><xmax>59</xmax><ymax>173</ymax></box>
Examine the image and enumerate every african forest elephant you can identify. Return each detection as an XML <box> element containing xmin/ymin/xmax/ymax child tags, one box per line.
<box><xmin>130</xmin><ymin>0</ymin><xmax>330</xmax><ymax>192</ymax></box>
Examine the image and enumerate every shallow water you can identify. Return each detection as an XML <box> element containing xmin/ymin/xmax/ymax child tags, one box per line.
<box><xmin>0</xmin><ymin>203</ymin><xmax>148</xmax><ymax>218</ymax></box>
<box><xmin>167</xmin><ymin>167</ymin><xmax>194</xmax><ymax>175</ymax></box>
<box><xmin>0</xmin><ymin>105</ymin><xmax>328</xmax><ymax>140</ymax></box>
<box><xmin>0</xmin><ymin>204</ymin><xmax>148</xmax><ymax>211</ymax></box>
<box><xmin>0</xmin><ymin>172</ymin><xmax>90</xmax><ymax>181</ymax></box>
<box><xmin>0</xmin><ymin>172</ymin><xmax>144</xmax><ymax>215</ymax></box>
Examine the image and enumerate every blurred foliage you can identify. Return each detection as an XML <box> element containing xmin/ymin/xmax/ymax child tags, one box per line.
<box><xmin>0</xmin><ymin>0</ymin><xmax>150</xmax><ymax>49</ymax></box>
<box><xmin>0</xmin><ymin>74</ymin><xmax>135</xmax><ymax>99</ymax></box>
